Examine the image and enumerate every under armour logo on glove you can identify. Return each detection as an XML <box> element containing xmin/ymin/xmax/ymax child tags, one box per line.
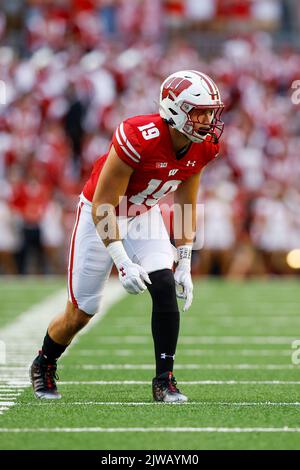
<box><xmin>118</xmin><ymin>259</ymin><xmax>152</xmax><ymax>295</ymax></box>
<box><xmin>120</xmin><ymin>267</ymin><xmax>126</xmax><ymax>277</ymax></box>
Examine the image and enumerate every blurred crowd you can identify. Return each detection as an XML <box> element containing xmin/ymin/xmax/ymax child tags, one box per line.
<box><xmin>0</xmin><ymin>0</ymin><xmax>300</xmax><ymax>276</ymax></box>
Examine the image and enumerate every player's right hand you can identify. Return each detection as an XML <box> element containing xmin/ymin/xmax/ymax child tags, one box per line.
<box><xmin>118</xmin><ymin>259</ymin><xmax>151</xmax><ymax>294</ymax></box>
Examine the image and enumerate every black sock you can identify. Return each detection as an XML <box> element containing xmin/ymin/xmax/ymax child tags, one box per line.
<box><xmin>148</xmin><ymin>269</ymin><xmax>180</xmax><ymax>376</ymax></box>
<box><xmin>39</xmin><ymin>332</ymin><xmax>68</xmax><ymax>363</ymax></box>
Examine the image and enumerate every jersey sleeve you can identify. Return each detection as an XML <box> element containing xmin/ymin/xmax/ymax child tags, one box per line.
<box><xmin>112</xmin><ymin>121</ymin><xmax>141</xmax><ymax>169</ymax></box>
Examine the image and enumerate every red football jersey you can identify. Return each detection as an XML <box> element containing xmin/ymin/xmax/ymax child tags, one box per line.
<box><xmin>82</xmin><ymin>114</ymin><xmax>220</xmax><ymax>216</ymax></box>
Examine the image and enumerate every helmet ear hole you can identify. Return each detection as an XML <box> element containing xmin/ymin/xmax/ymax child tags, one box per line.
<box><xmin>169</xmin><ymin>108</ymin><xmax>178</xmax><ymax>116</ymax></box>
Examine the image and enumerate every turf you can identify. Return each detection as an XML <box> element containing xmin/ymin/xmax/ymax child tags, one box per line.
<box><xmin>0</xmin><ymin>277</ymin><xmax>65</xmax><ymax>328</ymax></box>
<box><xmin>1</xmin><ymin>278</ymin><xmax>300</xmax><ymax>450</ymax></box>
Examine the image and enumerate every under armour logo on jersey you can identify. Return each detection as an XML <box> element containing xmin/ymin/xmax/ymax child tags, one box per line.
<box><xmin>161</xmin><ymin>353</ymin><xmax>176</xmax><ymax>360</ymax></box>
<box><xmin>186</xmin><ymin>160</ymin><xmax>196</xmax><ymax>167</ymax></box>
<box><xmin>119</xmin><ymin>267</ymin><xmax>126</xmax><ymax>277</ymax></box>
<box><xmin>156</xmin><ymin>162</ymin><xmax>168</xmax><ymax>168</ymax></box>
<box><xmin>168</xmin><ymin>169</ymin><xmax>179</xmax><ymax>176</ymax></box>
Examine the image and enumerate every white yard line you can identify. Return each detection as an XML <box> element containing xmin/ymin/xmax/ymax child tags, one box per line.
<box><xmin>68</xmin><ymin>363</ymin><xmax>298</xmax><ymax>371</ymax></box>
<box><xmin>5</xmin><ymin>379</ymin><xmax>300</xmax><ymax>386</ymax></box>
<box><xmin>0</xmin><ymin>279</ymin><xmax>125</xmax><ymax>416</ymax></box>
<box><xmin>12</xmin><ymin>401</ymin><xmax>300</xmax><ymax>407</ymax></box>
<box><xmin>112</xmin><ymin>317</ymin><xmax>300</xmax><ymax>325</ymax></box>
<box><xmin>95</xmin><ymin>336</ymin><xmax>298</xmax><ymax>345</ymax></box>
<box><xmin>0</xmin><ymin>395</ymin><xmax>21</xmax><ymax>399</ymax></box>
<box><xmin>71</xmin><ymin>348</ymin><xmax>292</xmax><ymax>357</ymax></box>
<box><xmin>1</xmin><ymin>426</ymin><xmax>300</xmax><ymax>433</ymax></box>
<box><xmin>27</xmin><ymin>380</ymin><xmax>300</xmax><ymax>385</ymax></box>
<box><xmin>114</xmin><ymin>308</ymin><xmax>300</xmax><ymax>322</ymax></box>
<box><xmin>215</xmin><ymin>318</ymin><xmax>300</xmax><ymax>326</ymax></box>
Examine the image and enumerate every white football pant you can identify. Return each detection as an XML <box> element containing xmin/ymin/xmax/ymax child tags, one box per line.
<box><xmin>67</xmin><ymin>195</ymin><xmax>175</xmax><ymax>315</ymax></box>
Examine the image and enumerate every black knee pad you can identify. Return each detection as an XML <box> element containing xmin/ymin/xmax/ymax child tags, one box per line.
<box><xmin>148</xmin><ymin>269</ymin><xmax>178</xmax><ymax>313</ymax></box>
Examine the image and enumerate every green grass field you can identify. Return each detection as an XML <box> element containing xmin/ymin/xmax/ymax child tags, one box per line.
<box><xmin>0</xmin><ymin>277</ymin><xmax>65</xmax><ymax>328</ymax></box>
<box><xmin>1</xmin><ymin>277</ymin><xmax>300</xmax><ymax>450</ymax></box>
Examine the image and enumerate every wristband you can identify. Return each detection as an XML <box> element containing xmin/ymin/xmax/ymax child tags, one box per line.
<box><xmin>107</xmin><ymin>241</ymin><xmax>130</xmax><ymax>269</ymax></box>
<box><xmin>177</xmin><ymin>245</ymin><xmax>192</xmax><ymax>261</ymax></box>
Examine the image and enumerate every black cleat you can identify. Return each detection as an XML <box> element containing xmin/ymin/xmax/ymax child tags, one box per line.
<box><xmin>152</xmin><ymin>371</ymin><xmax>188</xmax><ymax>403</ymax></box>
<box><xmin>30</xmin><ymin>351</ymin><xmax>61</xmax><ymax>399</ymax></box>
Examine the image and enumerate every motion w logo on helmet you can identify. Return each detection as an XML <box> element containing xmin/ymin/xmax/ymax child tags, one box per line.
<box><xmin>162</xmin><ymin>77</ymin><xmax>192</xmax><ymax>101</ymax></box>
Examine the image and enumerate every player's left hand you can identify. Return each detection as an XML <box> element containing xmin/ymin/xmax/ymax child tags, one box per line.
<box><xmin>174</xmin><ymin>262</ymin><xmax>193</xmax><ymax>312</ymax></box>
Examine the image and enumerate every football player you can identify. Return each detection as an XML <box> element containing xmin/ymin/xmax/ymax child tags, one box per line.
<box><xmin>30</xmin><ymin>70</ymin><xmax>224</xmax><ymax>402</ymax></box>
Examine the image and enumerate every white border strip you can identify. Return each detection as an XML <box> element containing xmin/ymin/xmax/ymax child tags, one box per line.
<box><xmin>1</xmin><ymin>426</ymin><xmax>300</xmax><ymax>433</ymax></box>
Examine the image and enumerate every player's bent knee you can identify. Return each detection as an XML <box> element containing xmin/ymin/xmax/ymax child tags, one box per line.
<box><xmin>68</xmin><ymin>294</ymin><xmax>102</xmax><ymax>317</ymax></box>
<box><xmin>148</xmin><ymin>269</ymin><xmax>176</xmax><ymax>294</ymax></box>
<box><xmin>147</xmin><ymin>269</ymin><xmax>178</xmax><ymax>312</ymax></box>
<box><xmin>66</xmin><ymin>301</ymin><xmax>92</xmax><ymax>331</ymax></box>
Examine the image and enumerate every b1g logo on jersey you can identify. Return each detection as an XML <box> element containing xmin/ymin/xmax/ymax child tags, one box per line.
<box><xmin>156</xmin><ymin>162</ymin><xmax>168</xmax><ymax>168</ymax></box>
<box><xmin>138</xmin><ymin>123</ymin><xmax>160</xmax><ymax>140</ymax></box>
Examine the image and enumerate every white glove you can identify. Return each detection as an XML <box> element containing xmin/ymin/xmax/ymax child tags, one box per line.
<box><xmin>107</xmin><ymin>241</ymin><xmax>151</xmax><ymax>295</ymax></box>
<box><xmin>174</xmin><ymin>245</ymin><xmax>193</xmax><ymax>312</ymax></box>
<box><xmin>118</xmin><ymin>258</ymin><xmax>151</xmax><ymax>295</ymax></box>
